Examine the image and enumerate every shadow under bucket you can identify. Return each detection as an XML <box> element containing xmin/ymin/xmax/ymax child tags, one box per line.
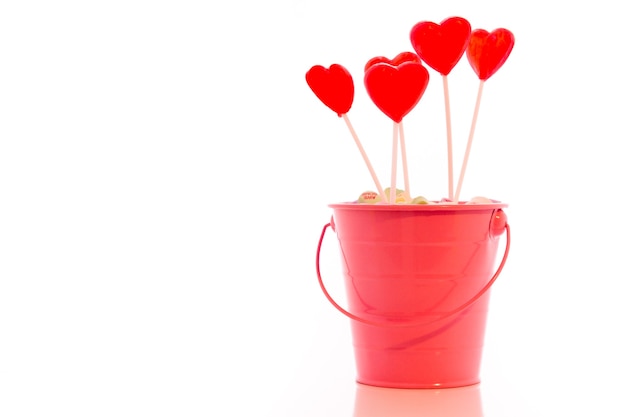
<box><xmin>316</xmin><ymin>202</ymin><xmax>510</xmax><ymax>389</ymax></box>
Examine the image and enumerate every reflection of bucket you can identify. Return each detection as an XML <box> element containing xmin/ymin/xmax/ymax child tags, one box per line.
<box><xmin>316</xmin><ymin>203</ymin><xmax>510</xmax><ymax>388</ymax></box>
<box><xmin>353</xmin><ymin>382</ymin><xmax>483</xmax><ymax>417</ymax></box>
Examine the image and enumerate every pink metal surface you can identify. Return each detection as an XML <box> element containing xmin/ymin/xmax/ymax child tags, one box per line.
<box><xmin>316</xmin><ymin>203</ymin><xmax>510</xmax><ymax>388</ymax></box>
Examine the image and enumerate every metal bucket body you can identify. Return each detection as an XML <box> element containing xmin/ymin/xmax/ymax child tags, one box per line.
<box><xmin>327</xmin><ymin>203</ymin><xmax>508</xmax><ymax>388</ymax></box>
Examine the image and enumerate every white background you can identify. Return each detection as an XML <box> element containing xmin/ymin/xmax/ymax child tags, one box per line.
<box><xmin>1</xmin><ymin>1</ymin><xmax>625</xmax><ymax>416</ymax></box>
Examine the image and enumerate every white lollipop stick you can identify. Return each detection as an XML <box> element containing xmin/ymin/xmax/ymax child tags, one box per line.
<box><xmin>342</xmin><ymin>114</ymin><xmax>388</xmax><ymax>203</ymax></box>
<box><xmin>454</xmin><ymin>80</ymin><xmax>485</xmax><ymax>202</ymax></box>
<box><xmin>398</xmin><ymin>121</ymin><xmax>410</xmax><ymax>198</ymax></box>
<box><xmin>390</xmin><ymin>122</ymin><xmax>399</xmax><ymax>204</ymax></box>
<box><xmin>442</xmin><ymin>75</ymin><xmax>454</xmax><ymax>200</ymax></box>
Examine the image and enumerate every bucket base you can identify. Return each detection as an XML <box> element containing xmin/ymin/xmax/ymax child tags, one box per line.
<box><xmin>353</xmin><ymin>343</ymin><xmax>484</xmax><ymax>389</ymax></box>
<box><xmin>350</xmin><ymin>300</ymin><xmax>488</xmax><ymax>389</ymax></box>
<box><xmin>355</xmin><ymin>376</ymin><xmax>481</xmax><ymax>389</ymax></box>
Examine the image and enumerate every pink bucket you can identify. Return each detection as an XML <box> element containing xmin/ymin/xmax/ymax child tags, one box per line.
<box><xmin>316</xmin><ymin>203</ymin><xmax>510</xmax><ymax>388</ymax></box>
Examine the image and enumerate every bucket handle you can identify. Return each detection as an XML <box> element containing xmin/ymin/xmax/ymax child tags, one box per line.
<box><xmin>315</xmin><ymin>219</ymin><xmax>511</xmax><ymax>328</ymax></box>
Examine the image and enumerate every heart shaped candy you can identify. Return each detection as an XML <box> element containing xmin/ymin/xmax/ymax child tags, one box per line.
<box><xmin>364</xmin><ymin>62</ymin><xmax>430</xmax><ymax>123</ymax></box>
<box><xmin>410</xmin><ymin>16</ymin><xmax>471</xmax><ymax>76</ymax></box>
<box><xmin>466</xmin><ymin>28</ymin><xmax>515</xmax><ymax>80</ymax></box>
<box><xmin>305</xmin><ymin>64</ymin><xmax>354</xmax><ymax>116</ymax></box>
<box><xmin>364</xmin><ymin>51</ymin><xmax>421</xmax><ymax>72</ymax></box>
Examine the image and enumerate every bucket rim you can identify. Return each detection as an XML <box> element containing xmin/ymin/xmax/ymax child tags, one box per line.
<box><xmin>328</xmin><ymin>201</ymin><xmax>508</xmax><ymax>211</ymax></box>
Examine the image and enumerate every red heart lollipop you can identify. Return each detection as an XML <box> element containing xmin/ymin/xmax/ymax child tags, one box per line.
<box><xmin>409</xmin><ymin>16</ymin><xmax>471</xmax><ymax>76</ymax></box>
<box><xmin>466</xmin><ymin>28</ymin><xmax>515</xmax><ymax>81</ymax></box>
<box><xmin>364</xmin><ymin>62</ymin><xmax>430</xmax><ymax>123</ymax></box>
<box><xmin>364</xmin><ymin>51</ymin><xmax>421</xmax><ymax>72</ymax></box>
<box><xmin>305</xmin><ymin>64</ymin><xmax>354</xmax><ymax>116</ymax></box>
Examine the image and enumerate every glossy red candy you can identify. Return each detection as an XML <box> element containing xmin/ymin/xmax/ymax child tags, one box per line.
<box><xmin>466</xmin><ymin>28</ymin><xmax>515</xmax><ymax>81</ymax></box>
<box><xmin>305</xmin><ymin>64</ymin><xmax>354</xmax><ymax>116</ymax></box>
<box><xmin>364</xmin><ymin>62</ymin><xmax>429</xmax><ymax>123</ymax></box>
<box><xmin>364</xmin><ymin>51</ymin><xmax>421</xmax><ymax>72</ymax></box>
<box><xmin>409</xmin><ymin>16</ymin><xmax>471</xmax><ymax>76</ymax></box>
